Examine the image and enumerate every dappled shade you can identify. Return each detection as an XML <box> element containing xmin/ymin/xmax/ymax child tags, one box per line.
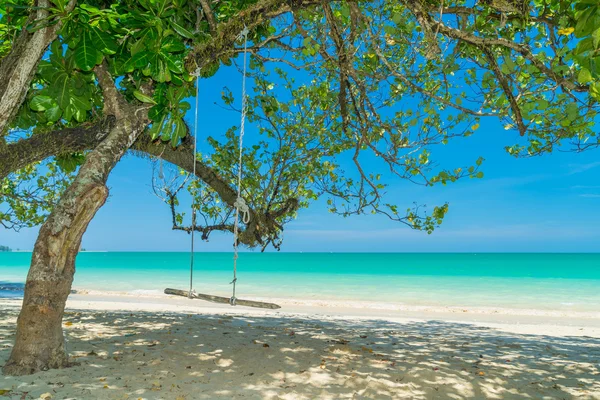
<box><xmin>1</xmin><ymin>307</ymin><xmax>598</xmax><ymax>399</ymax></box>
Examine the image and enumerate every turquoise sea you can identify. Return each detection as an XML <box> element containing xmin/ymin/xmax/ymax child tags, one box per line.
<box><xmin>1</xmin><ymin>252</ymin><xmax>599</xmax><ymax>311</ymax></box>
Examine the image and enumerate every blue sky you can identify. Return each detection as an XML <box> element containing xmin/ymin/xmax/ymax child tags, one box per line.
<box><xmin>2</xmin><ymin>66</ymin><xmax>600</xmax><ymax>252</ymax></box>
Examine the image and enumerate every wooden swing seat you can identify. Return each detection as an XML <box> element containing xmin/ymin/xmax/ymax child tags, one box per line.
<box><xmin>164</xmin><ymin>288</ymin><xmax>281</xmax><ymax>309</ymax></box>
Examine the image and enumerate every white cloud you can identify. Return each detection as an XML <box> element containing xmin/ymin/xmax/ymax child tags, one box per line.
<box><xmin>287</xmin><ymin>222</ymin><xmax>599</xmax><ymax>241</ymax></box>
<box><xmin>571</xmin><ymin>185</ymin><xmax>600</xmax><ymax>190</ymax></box>
<box><xmin>567</xmin><ymin>161</ymin><xmax>600</xmax><ymax>175</ymax></box>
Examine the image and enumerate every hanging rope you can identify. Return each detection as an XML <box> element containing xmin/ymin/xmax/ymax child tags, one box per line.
<box><xmin>189</xmin><ymin>67</ymin><xmax>202</xmax><ymax>298</ymax></box>
<box><xmin>230</xmin><ymin>26</ymin><xmax>250</xmax><ymax>306</ymax></box>
<box><xmin>158</xmin><ymin>159</ymin><xmax>164</xmax><ymax>180</ymax></box>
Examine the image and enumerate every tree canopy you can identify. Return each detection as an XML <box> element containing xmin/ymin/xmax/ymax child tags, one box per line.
<box><xmin>1</xmin><ymin>0</ymin><xmax>599</xmax><ymax>246</ymax></box>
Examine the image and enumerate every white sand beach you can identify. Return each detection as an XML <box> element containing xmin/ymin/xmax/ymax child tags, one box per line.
<box><xmin>1</xmin><ymin>293</ymin><xmax>600</xmax><ymax>399</ymax></box>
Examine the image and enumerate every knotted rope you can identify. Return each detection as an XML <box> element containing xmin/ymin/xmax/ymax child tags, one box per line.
<box><xmin>230</xmin><ymin>26</ymin><xmax>250</xmax><ymax>305</ymax></box>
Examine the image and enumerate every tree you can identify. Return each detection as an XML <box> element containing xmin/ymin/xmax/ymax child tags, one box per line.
<box><xmin>1</xmin><ymin>0</ymin><xmax>598</xmax><ymax>375</ymax></box>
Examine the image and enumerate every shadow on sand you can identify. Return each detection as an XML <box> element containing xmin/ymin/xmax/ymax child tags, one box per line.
<box><xmin>0</xmin><ymin>307</ymin><xmax>599</xmax><ymax>399</ymax></box>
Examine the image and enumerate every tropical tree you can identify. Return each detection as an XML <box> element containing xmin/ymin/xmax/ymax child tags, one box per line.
<box><xmin>1</xmin><ymin>0</ymin><xmax>598</xmax><ymax>375</ymax></box>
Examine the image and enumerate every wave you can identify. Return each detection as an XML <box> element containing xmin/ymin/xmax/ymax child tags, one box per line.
<box><xmin>0</xmin><ymin>281</ymin><xmax>24</xmax><ymax>298</ymax></box>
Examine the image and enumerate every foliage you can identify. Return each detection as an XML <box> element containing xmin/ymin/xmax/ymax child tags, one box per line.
<box><xmin>1</xmin><ymin>160</ymin><xmax>74</xmax><ymax>230</ymax></box>
<box><xmin>1</xmin><ymin>0</ymin><xmax>599</xmax><ymax>241</ymax></box>
<box><xmin>0</xmin><ymin>0</ymin><xmax>31</xmax><ymax>58</ymax></box>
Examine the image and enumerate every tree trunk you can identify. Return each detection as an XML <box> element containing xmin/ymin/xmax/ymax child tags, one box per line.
<box><xmin>0</xmin><ymin>0</ymin><xmax>76</xmax><ymax>135</ymax></box>
<box><xmin>2</xmin><ymin>113</ymin><xmax>146</xmax><ymax>376</ymax></box>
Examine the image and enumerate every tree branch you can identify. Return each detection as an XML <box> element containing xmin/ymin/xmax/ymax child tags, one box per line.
<box><xmin>481</xmin><ymin>47</ymin><xmax>526</xmax><ymax>135</ymax></box>
<box><xmin>0</xmin><ymin>117</ymin><xmax>115</xmax><ymax>180</ymax></box>
<box><xmin>424</xmin><ymin>14</ymin><xmax>587</xmax><ymax>94</ymax></box>
<box><xmin>94</xmin><ymin>63</ymin><xmax>126</xmax><ymax>118</ymax></box>
<box><xmin>186</xmin><ymin>0</ymin><xmax>322</xmax><ymax>72</ymax></box>
<box><xmin>198</xmin><ymin>0</ymin><xmax>218</xmax><ymax>33</ymax></box>
<box><xmin>133</xmin><ymin>135</ymin><xmax>300</xmax><ymax>247</ymax></box>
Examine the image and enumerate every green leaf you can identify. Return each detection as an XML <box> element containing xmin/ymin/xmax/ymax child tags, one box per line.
<box><xmin>578</xmin><ymin>68</ymin><xmax>593</xmax><ymax>84</ymax></box>
<box><xmin>590</xmin><ymin>82</ymin><xmax>600</xmax><ymax>101</ymax></box>
<box><xmin>161</xmin><ymin>118</ymin><xmax>173</xmax><ymax>142</ymax></box>
<box><xmin>73</xmin><ymin>106</ymin><xmax>86</xmax><ymax>122</ymax></box>
<box><xmin>170</xmin><ymin>130</ymin><xmax>179</xmax><ymax>147</ymax></box>
<box><xmin>173</xmin><ymin>118</ymin><xmax>186</xmax><ymax>139</ymax></box>
<box><xmin>74</xmin><ymin>32</ymin><xmax>99</xmax><ymax>71</ymax></box>
<box><xmin>151</xmin><ymin>57</ymin><xmax>170</xmax><ymax>82</ymax></box>
<box><xmin>179</xmin><ymin>101</ymin><xmax>190</xmax><ymax>112</ymax></box>
<box><xmin>148</xmin><ymin>115</ymin><xmax>166</xmax><ymax>140</ymax></box>
<box><xmin>148</xmin><ymin>104</ymin><xmax>166</xmax><ymax>121</ymax></box>
<box><xmin>133</xmin><ymin>90</ymin><xmax>157</xmax><ymax>104</ymax></box>
<box><xmin>169</xmin><ymin>19</ymin><xmax>194</xmax><ymax>39</ymax></box>
<box><xmin>56</xmin><ymin>153</ymin><xmax>85</xmax><ymax>173</ymax></box>
<box><xmin>63</xmin><ymin>104</ymin><xmax>75</xmax><ymax>121</ymax></box>
<box><xmin>90</xmin><ymin>28</ymin><xmax>118</xmax><ymax>55</ymax></box>
<box><xmin>44</xmin><ymin>105</ymin><xmax>62</xmax><ymax>122</ymax></box>
<box><xmin>161</xmin><ymin>52</ymin><xmax>184</xmax><ymax>74</ymax></box>
<box><xmin>52</xmin><ymin>0</ymin><xmax>67</xmax><ymax>12</ymax></box>
<box><xmin>170</xmin><ymin>73</ymin><xmax>183</xmax><ymax>86</ymax></box>
<box><xmin>593</xmin><ymin>27</ymin><xmax>600</xmax><ymax>49</ymax></box>
<box><xmin>30</xmin><ymin>95</ymin><xmax>55</xmax><ymax>111</ymax></box>
<box><xmin>131</xmin><ymin>27</ymin><xmax>157</xmax><ymax>55</ymax></box>
<box><xmin>70</xmin><ymin>95</ymin><xmax>92</xmax><ymax>111</ymax></box>
<box><xmin>504</xmin><ymin>56</ymin><xmax>517</xmax><ymax>73</ymax></box>
<box><xmin>53</xmin><ymin>72</ymin><xmax>70</xmax><ymax>110</ymax></box>
<box><xmin>161</xmin><ymin>36</ymin><xmax>185</xmax><ymax>53</ymax></box>
<box><xmin>123</xmin><ymin>50</ymin><xmax>151</xmax><ymax>72</ymax></box>
<box><xmin>38</xmin><ymin>60</ymin><xmax>58</xmax><ymax>82</ymax></box>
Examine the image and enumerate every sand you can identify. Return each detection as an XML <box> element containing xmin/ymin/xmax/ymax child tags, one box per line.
<box><xmin>0</xmin><ymin>294</ymin><xmax>599</xmax><ymax>399</ymax></box>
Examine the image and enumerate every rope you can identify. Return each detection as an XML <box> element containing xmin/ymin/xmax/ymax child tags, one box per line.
<box><xmin>189</xmin><ymin>67</ymin><xmax>201</xmax><ymax>298</ymax></box>
<box><xmin>158</xmin><ymin>159</ymin><xmax>164</xmax><ymax>180</ymax></box>
<box><xmin>231</xmin><ymin>26</ymin><xmax>250</xmax><ymax>305</ymax></box>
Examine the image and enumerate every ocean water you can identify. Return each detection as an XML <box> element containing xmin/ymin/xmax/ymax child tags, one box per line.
<box><xmin>1</xmin><ymin>252</ymin><xmax>599</xmax><ymax>312</ymax></box>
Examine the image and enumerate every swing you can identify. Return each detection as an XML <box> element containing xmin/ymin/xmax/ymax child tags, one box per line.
<box><xmin>164</xmin><ymin>27</ymin><xmax>281</xmax><ymax>310</ymax></box>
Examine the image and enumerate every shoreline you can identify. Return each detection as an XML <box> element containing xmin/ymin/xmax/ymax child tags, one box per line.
<box><xmin>2</xmin><ymin>290</ymin><xmax>600</xmax><ymax>338</ymax></box>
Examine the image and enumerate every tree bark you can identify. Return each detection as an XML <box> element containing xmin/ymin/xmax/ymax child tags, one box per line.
<box><xmin>0</xmin><ymin>117</ymin><xmax>115</xmax><ymax>180</ymax></box>
<box><xmin>2</xmin><ymin>111</ymin><xmax>146</xmax><ymax>375</ymax></box>
<box><xmin>0</xmin><ymin>0</ymin><xmax>76</xmax><ymax>136</ymax></box>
